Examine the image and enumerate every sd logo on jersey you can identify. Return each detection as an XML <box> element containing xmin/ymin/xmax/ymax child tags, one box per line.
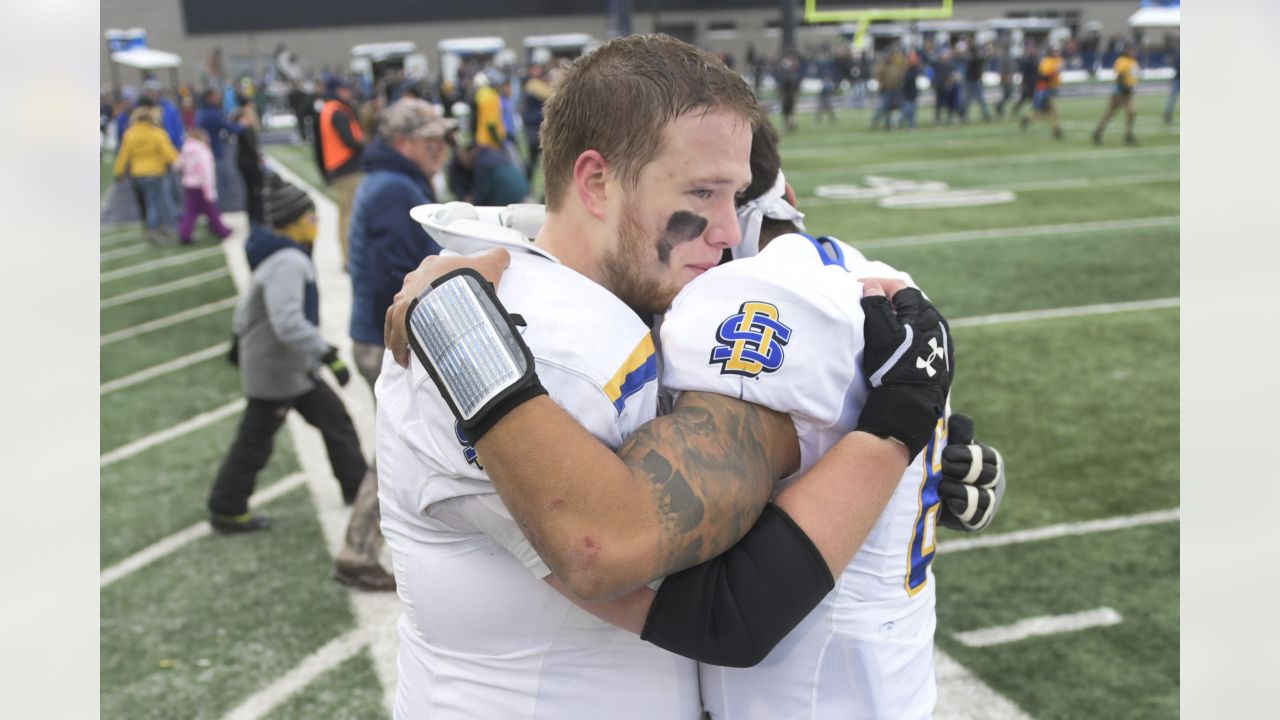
<box><xmin>710</xmin><ymin>301</ymin><xmax>793</xmax><ymax>377</ymax></box>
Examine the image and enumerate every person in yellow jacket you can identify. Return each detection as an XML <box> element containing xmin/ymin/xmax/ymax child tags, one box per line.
<box><xmin>1093</xmin><ymin>44</ymin><xmax>1140</xmax><ymax>146</ymax></box>
<box><xmin>1020</xmin><ymin>45</ymin><xmax>1064</xmax><ymax>139</ymax></box>
<box><xmin>114</xmin><ymin>106</ymin><xmax>180</xmax><ymax>245</ymax></box>
<box><xmin>471</xmin><ymin>71</ymin><xmax>505</xmax><ymax>149</ymax></box>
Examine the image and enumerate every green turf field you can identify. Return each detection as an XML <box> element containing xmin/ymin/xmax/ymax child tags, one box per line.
<box><xmin>101</xmin><ymin>92</ymin><xmax>1178</xmax><ymax>718</ymax></box>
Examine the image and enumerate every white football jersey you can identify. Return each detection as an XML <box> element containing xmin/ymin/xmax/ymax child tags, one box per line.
<box><xmin>377</xmin><ymin>241</ymin><xmax>700</xmax><ymax>718</ymax></box>
<box><xmin>660</xmin><ymin>233</ymin><xmax>949</xmax><ymax>720</ymax></box>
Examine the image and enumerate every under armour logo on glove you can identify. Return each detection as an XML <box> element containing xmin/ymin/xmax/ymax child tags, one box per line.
<box><xmin>855</xmin><ymin>286</ymin><xmax>955</xmax><ymax>459</ymax></box>
<box><xmin>916</xmin><ymin>337</ymin><xmax>947</xmax><ymax>377</ymax></box>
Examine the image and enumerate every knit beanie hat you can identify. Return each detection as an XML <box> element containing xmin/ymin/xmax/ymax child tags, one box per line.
<box><xmin>264</xmin><ymin>175</ymin><xmax>314</xmax><ymax>229</ymax></box>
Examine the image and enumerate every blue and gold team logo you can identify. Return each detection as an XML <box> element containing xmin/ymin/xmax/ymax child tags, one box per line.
<box><xmin>710</xmin><ymin>302</ymin><xmax>793</xmax><ymax>377</ymax></box>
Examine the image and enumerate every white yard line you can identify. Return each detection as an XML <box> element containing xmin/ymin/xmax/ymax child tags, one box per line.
<box><xmin>856</xmin><ymin>215</ymin><xmax>1179</xmax><ymax>250</ymax></box>
<box><xmin>789</xmin><ymin>144</ymin><xmax>1177</xmax><ymax>179</ymax></box>
<box><xmin>934</xmin><ymin>650</ymin><xmax>1034</xmax><ymax>720</ymax></box>
<box><xmin>100</xmin><ymin>268</ymin><xmax>230</xmax><ymax>308</ymax></box>
<box><xmin>100</xmin><ymin>246</ymin><xmax>225</xmax><ymax>282</ymax></box>
<box><xmin>955</xmin><ymin>608</ymin><xmax>1124</xmax><ymax>648</ymax></box>
<box><xmin>100</xmin><ymin>344</ymin><xmax>228</xmax><ymax>395</ymax></box>
<box><xmin>228</xmin><ymin>160</ymin><xmax>402</xmax><ymax>713</ymax></box>
<box><xmin>100</xmin><ymin>243</ymin><xmax>150</xmax><ymax>262</ymax></box>
<box><xmin>938</xmin><ymin>508</ymin><xmax>1180</xmax><ymax>554</ymax></box>
<box><xmin>221</xmin><ymin>627</ymin><xmax>371</xmax><ymax>720</ymax></box>
<box><xmin>806</xmin><ymin>173</ymin><xmax>1180</xmax><ymax>206</ymax></box>
<box><xmin>99</xmin><ymin>399</ymin><xmax>245</xmax><ymax>468</ymax></box>
<box><xmin>100</xmin><ymin>296</ymin><xmax>237</xmax><ymax>345</ymax></box>
<box><xmin>950</xmin><ymin>298</ymin><xmax>1180</xmax><ymax>328</ymax></box>
<box><xmin>100</xmin><ymin>472</ymin><xmax>307</xmax><ymax>587</ymax></box>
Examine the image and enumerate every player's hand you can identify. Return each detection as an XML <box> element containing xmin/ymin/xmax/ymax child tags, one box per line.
<box><xmin>321</xmin><ymin>345</ymin><xmax>351</xmax><ymax>387</ymax></box>
<box><xmin>385</xmin><ymin>248</ymin><xmax>511</xmax><ymax>367</ymax></box>
<box><xmin>854</xmin><ymin>278</ymin><xmax>954</xmax><ymax>459</ymax></box>
<box><xmin>938</xmin><ymin>413</ymin><xmax>1005</xmax><ymax>532</ymax></box>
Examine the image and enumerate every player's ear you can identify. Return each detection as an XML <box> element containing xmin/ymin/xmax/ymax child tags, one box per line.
<box><xmin>572</xmin><ymin>149</ymin><xmax>609</xmax><ymax>221</ymax></box>
<box><xmin>783</xmin><ymin>182</ymin><xmax>799</xmax><ymax>209</ymax></box>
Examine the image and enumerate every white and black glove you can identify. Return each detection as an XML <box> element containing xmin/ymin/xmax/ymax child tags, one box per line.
<box><xmin>405</xmin><ymin>268</ymin><xmax>546</xmax><ymax>443</ymax></box>
<box><xmin>938</xmin><ymin>413</ymin><xmax>1006</xmax><ymax>532</ymax></box>
<box><xmin>856</xmin><ymin>288</ymin><xmax>954</xmax><ymax>458</ymax></box>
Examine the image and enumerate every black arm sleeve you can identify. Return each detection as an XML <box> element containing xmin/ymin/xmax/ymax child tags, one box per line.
<box><xmin>640</xmin><ymin>503</ymin><xmax>835</xmax><ymax>668</ymax></box>
<box><xmin>332</xmin><ymin>110</ymin><xmax>364</xmax><ymax>153</ymax></box>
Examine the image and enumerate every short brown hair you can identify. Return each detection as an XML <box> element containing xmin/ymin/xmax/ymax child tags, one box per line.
<box><xmin>540</xmin><ymin>34</ymin><xmax>759</xmax><ymax>211</ymax></box>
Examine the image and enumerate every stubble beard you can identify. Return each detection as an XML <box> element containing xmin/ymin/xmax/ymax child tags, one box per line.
<box><xmin>601</xmin><ymin>197</ymin><xmax>678</xmax><ymax>316</ymax></box>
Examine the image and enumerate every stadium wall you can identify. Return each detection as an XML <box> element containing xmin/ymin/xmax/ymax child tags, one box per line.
<box><xmin>101</xmin><ymin>0</ymin><xmax>1149</xmax><ymax>88</ymax></box>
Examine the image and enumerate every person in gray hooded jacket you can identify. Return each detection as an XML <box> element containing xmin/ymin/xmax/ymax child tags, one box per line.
<box><xmin>207</xmin><ymin>177</ymin><xmax>367</xmax><ymax>533</ymax></box>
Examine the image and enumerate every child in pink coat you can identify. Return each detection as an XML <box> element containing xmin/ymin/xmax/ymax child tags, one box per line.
<box><xmin>176</xmin><ymin>128</ymin><xmax>232</xmax><ymax>244</ymax></box>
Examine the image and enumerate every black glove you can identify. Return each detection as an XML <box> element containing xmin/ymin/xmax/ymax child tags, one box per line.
<box><xmin>227</xmin><ymin>333</ymin><xmax>240</xmax><ymax>367</ymax></box>
<box><xmin>321</xmin><ymin>346</ymin><xmax>351</xmax><ymax>387</ymax></box>
<box><xmin>855</xmin><ymin>287</ymin><xmax>955</xmax><ymax>458</ymax></box>
<box><xmin>938</xmin><ymin>413</ymin><xmax>1006</xmax><ymax>532</ymax></box>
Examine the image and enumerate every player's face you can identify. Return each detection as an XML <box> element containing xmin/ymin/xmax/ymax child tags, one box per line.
<box><xmin>601</xmin><ymin>108</ymin><xmax>752</xmax><ymax>315</ymax></box>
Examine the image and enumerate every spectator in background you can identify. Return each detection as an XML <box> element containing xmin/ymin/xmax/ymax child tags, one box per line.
<box><xmin>232</xmin><ymin>105</ymin><xmax>266</xmax><ymax>224</ymax></box>
<box><xmin>962</xmin><ymin>42</ymin><xmax>993</xmax><ymax>122</ymax></box>
<box><xmin>871</xmin><ymin>46</ymin><xmax>906</xmax><ymax>130</ymax></box>
<box><xmin>900</xmin><ymin>51</ymin><xmax>922</xmax><ymax>130</ymax></box>
<box><xmin>1022</xmin><ymin>45</ymin><xmax>1065</xmax><ymax>140</ymax></box>
<box><xmin>197</xmin><ymin>88</ymin><xmax>244</xmax><ymax>207</ymax></box>
<box><xmin>471</xmin><ymin>71</ymin><xmax>506</xmax><ymax>149</ymax></box>
<box><xmin>179</xmin><ymin>89</ymin><xmax>197</xmax><ymax>131</ymax></box>
<box><xmin>1163</xmin><ymin>36</ymin><xmax>1179</xmax><ymax>124</ymax></box>
<box><xmin>1010</xmin><ymin>43</ymin><xmax>1041</xmax><ymax>119</ymax></box>
<box><xmin>114</xmin><ymin>106</ymin><xmax>179</xmax><ymax>246</ymax></box>
<box><xmin>447</xmin><ymin>141</ymin><xmax>529</xmax><ymax>205</ymax></box>
<box><xmin>209</xmin><ymin>178</ymin><xmax>366</xmax><ymax>534</ymax></box>
<box><xmin>499</xmin><ymin>75</ymin><xmax>522</xmax><ymax>162</ymax></box>
<box><xmin>777</xmin><ymin>50</ymin><xmax>802</xmax><ymax>132</ymax></box>
<box><xmin>288</xmin><ymin>81</ymin><xmax>317</xmax><ymax>144</ymax></box>
<box><xmin>175</xmin><ymin>128</ymin><xmax>232</xmax><ymax>244</ymax></box>
<box><xmin>815</xmin><ymin>54</ymin><xmax>838</xmax><ymax>124</ymax></box>
<box><xmin>1093</xmin><ymin>44</ymin><xmax>1140</xmax><ymax>146</ymax></box>
<box><xmin>932</xmin><ymin>47</ymin><xmax>956</xmax><ymax>125</ymax></box>
<box><xmin>317</xmin><ymin>77</ymin><xmax>366</xmax><ymax>266</ymax></box>
<box><xmin>995</xmin><ymin>41</ymin><xmax>1016</xmax><ymax>117</ymax></box>
<box><xmin>521</xmin><ymin>64</ymin><xmax>551</xmax><ymax>181</ymax></box>
<box><xmin>337</xmin><ymin>98</ymin><xmax>458</xmax><ymax>591</ymax></box>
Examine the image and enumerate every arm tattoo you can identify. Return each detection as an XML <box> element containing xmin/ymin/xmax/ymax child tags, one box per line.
<box><xmin>618</xmin><ymin>391</ymin><xmax>790</xmax><ymax>578</ymax></box>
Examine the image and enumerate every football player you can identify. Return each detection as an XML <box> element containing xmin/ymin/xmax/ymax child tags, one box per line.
<box><xmin>374</xmin><ymin>35</ymin><xmax>953</xmax><ymax>719</ymax></box>
<box><xmin>385</xmin><ymin>118</ymin><xmax>1005</xmax><ymax>718</ymax></box>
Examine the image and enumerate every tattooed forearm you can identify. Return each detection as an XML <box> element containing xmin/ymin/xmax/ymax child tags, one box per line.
<box><xmin>618</xmin><ymin>391</ymin><xmax>798</xmax><ymax>578</ymax></box>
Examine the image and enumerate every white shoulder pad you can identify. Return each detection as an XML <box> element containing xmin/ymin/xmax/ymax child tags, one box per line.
<box><xmin>661</xmin><ymin>244</ymin><xmax>867</xmax><ymax>431</ymax></box>
<box><xmin>410</xmin><ymin>202</ymin><xmax>558</xmax><ymax>261</ymax></box>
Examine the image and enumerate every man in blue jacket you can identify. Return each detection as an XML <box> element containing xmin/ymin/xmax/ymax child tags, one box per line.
<box><xmin>337</xmin><ymin>98</ymin><xmax>456</xmax><ymax>590</ymax></box>
<box><xmin>196</xmin><ymin>88</ymin><xmax>244</xmax><ymax>206</ymax></box>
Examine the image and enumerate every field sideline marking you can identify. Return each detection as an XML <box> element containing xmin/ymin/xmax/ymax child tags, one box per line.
<box><xmin>934</xmin><ymin>650</ymin><xmax>1033</xmax><ymax>719</ymax></box>
<box><xmin>222</xmin><ymin>626</ymin><xmax>371</xmax><ymax>720</ymax></box>
<box><xmin>100</xmin><ymin>268</ymin><xmax>230</xmax><ymax>308</ymax></box>
<box><xmin>955</xmin><ymin>608</ymin><xmax>1124</xmax><ymax>648</ymax></box>
<box><xmin>951</xmin><ymin>298</ymin><xmax>1179</xmax><ymax>328</ymax></box>
<box><xmin>856</xmin><ymin>215</ymin><xmax>1179</xmax><ymax>250</ymax></box>
<box><xmin>99</xmin><ymin>399</ymin><xmax>245</xmax><ymax>467</ymax></box>
<box><xmin>938</xmin><ymin>507</ymin><xmax>1180</xmax><ymax>554</ymax></box>
<box><xmin>100</xmin><ymin>296</ymin><xmax>237</xmax><ymax>345</ymax></box>
<box><xmin>100</xmin><ymin>473</ymin><xmax>307</xmax><ymax>587</ymax></box>
<box><xmin>100</xmin><ymin>343</ymin><xmax>227</xmax><ymax>395</ymax></box>
<box><xmin>100</xmin><ymin>246</ymin><xmax>225</xmax><ymax>282</ymax></box>
<box><xmin>101</xmin><ymin>243</ymin><xmax>150</xmax><ymax>262</ymax></box>
<box><xmin>230</xmin><ymin>158</ymin><xmax>404</xmax><ymax>714</ymax></box>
